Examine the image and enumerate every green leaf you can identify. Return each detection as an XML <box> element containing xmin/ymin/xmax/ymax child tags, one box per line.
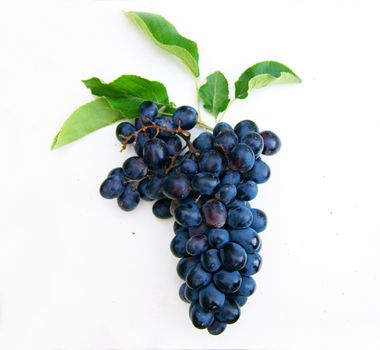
<box><xmin>82</xmin><ymin>75</ymin><xmax>171</xmax><ymax>117</ymax></box>
<box><xmin>235</xmin><ymin>61</ymin><xmax>301</xmax><ymax>99</ymax></box>
<box><xmin>127</xmin><ymin>11</ymin><xmax>199</xmax><ymax>77</ymax></box>
<box><xmin>51</xmin><ymin>98</ymin><xmax>124</xmax><ymax>150</ymax></box>
<box><xmin>199</xmin><ymin>71</ymin><xmax>230</xmax><ymax>118</ymax></box>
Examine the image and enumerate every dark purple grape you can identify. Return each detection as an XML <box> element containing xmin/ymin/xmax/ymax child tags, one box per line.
<box><xmin>213</xmin><ymin>269</ymin><xmax>242</xmax><ymax>294</ymax></box>
<box><xmin>145</xmin><ymin>175</ymin><xmax>165</xmax><ymax>200</ymax></box>
<box><xmin>134</xmin><ymin>132</ymin><xmax>151</xmax><ymax>156</ymax></box>
<box><xmin>123</xmin><ymin>156</ymin><xmax>148</xmax><ymax>180</ymax></box>
<box><xmin>240</xmin><ymin>253</ymin><xmax>262</xmax><ymax>276</ymax></box>
<box><xmin>176</xmin><ymin>256</ymin><xmax>200</xmax><ymax>280</ymax></box>
<box><xmin>117</xmin><ymin>183</ymin><xmax>140</xmax><ymax>211</ymax></box>
<box><xmin>179</xmin><ymin>283</ymin><xmax>188</xmax><ymax>303</ymax></box>
<box><xmin>208</xmin><ymin>228</ymin><xmax>230</xmax><ymax>248</ymax></box>
<box><xmin>213</xmin><ymin>122</ymin><xmax>233</xmax><ymax>137</ymax></box>
<box><xmin>186</xmin><ymin>264</ymin><xmax>212</xmax><ymax>289</ymax></box>
<box><xmin>155</xmin><ymin>117</ymin><xmax>175</xmax><ymax>139</ymax></box>
<box><xmin>189</xmin><ymin>302</ymin><xmax>214</xmax><ymax>329</ymax></box>
<box><xmin>236</xmin><ymin>180</ymin><xmax>258</xmax><ymax>201</ymax></box>
<box><xmin>236</xmin><ymin>276</ymin><xmax>256</xmax><ymax>296</ymax></box>
<box><xmin>201</xmin><ymin>249</ymin><xmax>222</xmax><ymax>272</ymax></box>
<box><xmin>229</xmin><ymin>143</ymin><xmax>255</xmax><ymax>173</ymax></box>
<box><xmin>175</xmin><ymin>202</ymin><xmax>202</xmax><ymax>228</ymax></box>
<box><xmin>221</xmin><ymin>170</ymin><xmax>241</xmax><ymax>186</ymax></box>
<box><xmin>202</xmin><ymin>199</ymin><xmax>227</xmax><ymax>228</ymax></box>
<box><xmin>215</xmin><ymin>298</ymin><xmax>240</xmax><ymax>324</ymax></box>
<box><xmin>186</xmin><ymin>234</ymin><xmax>209</xmax><ymax>256</ymax></box>
<box><xmin>152</xmin><ymin>198</ymin><xmax>172</xmax><ymax>219</ymax></box>
<box><xmin>192</xmin><ymin>173</ymin><xmax>220</xmax><ymax>195</ymax></box>
<box><xmin>173</xmin><ymin>106</ymin><xmax>198</xmax><ymax>130</ymax></box>
<box><xmin>180</xmin><ymin>158</ymin><xmax>198</xmax><ymax>175</ymax></box>
<box><xmin>242</xmin><ymin>158</ymin><xmax>270</xmax><ymax>184</ymax></box>
<box><xmin>261</xmin><ymin>130</ymin><xmax>281</xmax><ymax>155</ymax></box>
<box><xmin>241</xmin><ymin>131</ymin><xmax>264</xmax><ymax>157</ymax></box>
<box><xmin>234</xmin><ymin>120</ymin><xmax>259</xmax><ymax>139</ymax></box>
<box><xmin>143</xmin><ymin>138</ymin><xmax>169</xmax><ymax>169</ymax></box>
<box><xmin>188</xmin><ymin>223</ymin><xmax>210</xmax><ymax>236</ymax></box>
<box><xmin>108</xmin><ymin>167</ymin><xmax>125</xmax><ymax>180</ymax></box>
<box><xmin>184</xmin><ymin>285</ymin><xmax>199</xmax><ymax>303</ymax></box>
<box><xmin>199</xmin><ymin>283</ymin><xmax>226</xmax><ymax>311</ymax></box>
<box><xmin>165</xmin><ymin>135</ymin><xmax>182</xmax><ymax>156</ymax></box>
<box><xmin>250</xmin><ymin>208</ymin><xmax>267</xmax><ymax>233</ymax></box>
<box><xmin>214</xmin><ymin>184</ymin><xmax>237</xmax><ymax>205</ymax></box>
<box><xmin>162</xmin><ymin>174</ymin><xmax>190</xmax><ymax>200</ymax></box>
<box><xmin>116</xmin><ymin>122</ymin><xmax>136</xmax><ymax>143</ymax></box>
<box><xmin>170</xmin><ymin>232</ymin><xmax>189</xmax><ymax>258</ymax></box>
<box><xmin>137</xmin><ymin>178</ymin><xmax>154</xmax><ymax>201</ymax></box>
<box><xmin>229</xmin><ymin>228</ymin><xmax>261</xmax><ymax>254</ymax></box>
<box><xmin>220</xmin><ymin>242</ymin><xmax>247</xmax><ymax>271</ymax></box>
<box><xmin>214</xmin><ymin>129</ymin><xmax>238</xmax><ymax>154</ymax></box>
<box><xmin>139</xmin><ymin>101</ymin><xmax>158</xmax><ymax>123</ymax></box>
<box><xmin>207</xmin><ymin>319</ymin><xmax>227</xmax><ymax>335</ymax></box>
<box><xmin>227</xmin><ymin>206</ymin><xmax>253</xmax><ymax>229</ymax></box>
<box><xmin>99</xmin><ymin>175</ymin><xmax>125</xmax><ymax>199</ymax></box>
<box><xmin>198</xmin><ymin>150</ymin><xmax>225</xmax><ymax>176</ymax></box>
<box><xmin>193</xmin><ymin>132</ymin><xmax>214</xmax><ymax>152</ymax></box>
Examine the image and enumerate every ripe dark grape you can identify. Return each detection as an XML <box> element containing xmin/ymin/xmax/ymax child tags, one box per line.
<box><xmin>100</xmin><ymin>101</ymin><xmax>281</xmax><ymax>335</ymax></box>
<box><xmin>250</xmin><ymin>208</ymin><xmax>268</xmax><ymax>233</ymax></box>
<box><xmin>193</xmin><ymin>132</ymin><xmax>214</xmax><ymax>152</ymax></box>
<box><xmin>123</xmin><ymin>156</ymin><xmax>148</xmax><ymax>180</ymax></box>
<box><xmin>199</xmin><ymin>283</ymin><xmax>226</xmax><ymax>311</ymax></box>
<box><xmin>139</xmin><ymin>101</ymin><xmax>158</xmax><ymax>123</ymax></box>
<box><xmin>261</xmin><ymin>130</ymin><xmax>281</xmax><ymax>155</ymax></box>
<box><xmin>116</xmin><ymin>122</ymin><xmax>136</xmax><ymax>143</ymax></box>
<box><xmin>173</xmin><ymin>106</ymin><xmax>198</xmax><ymax>130</ymax></box>
<box><xmin>236</xmin><ymin>180</ymin><xmax>258</xmax><ymax>201</ymax></box>
<box><xmin>143</xmin><ymin>138</ymin><xmax>169</xmax><ymax>169</ymax></box>
<box><xmin>117</xmin><ymin>184</ymin><xmax>140</xmax><ymax>211</ymax></box>
<box><xmin>152</xmin><ymin>198</ymin><xmax>172</xmax><ymax>219</ymax></box>
<box><xmin>100</xmin><ymin>175</ymin><xmax>125</xmax><ymax>199</ymax></box>
<box><xmin>234</xmin><ymin>120</ymin><xmax>259</xmax><ymax>139</ymax></box>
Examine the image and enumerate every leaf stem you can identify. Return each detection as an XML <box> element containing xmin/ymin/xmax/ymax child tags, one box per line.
<box><xmin>197</xmin><ymin>120</ymin><xmax>213</xmax><ymax>131</ymax></box>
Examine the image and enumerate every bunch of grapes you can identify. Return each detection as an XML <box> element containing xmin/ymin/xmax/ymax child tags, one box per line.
<box><xmin>100</xmin><ymin>101</ymin><xmax>281</xmax><ymax>335</ymax></box>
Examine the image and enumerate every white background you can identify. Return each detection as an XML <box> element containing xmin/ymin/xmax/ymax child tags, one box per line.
<box><xmin>1</xmin><ymin>0</ymin><xmax>380</xmax><ymax>349</ymax></box>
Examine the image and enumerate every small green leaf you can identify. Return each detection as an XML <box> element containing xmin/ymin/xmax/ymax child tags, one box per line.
<box><xmin>51</xmin><ymin>98</ymin><xmax>124</xmax><ymax>150</ymax></box>
<box><xmin>127</xmin><ymin>11</ymin><xmax>200</xmax><ymax>77</ymax></box>
<box><xmin>199</xmin><ymin>71</ymin><xmax>230</xmax><ymax>118</ymax></box>
<box><xmin>82</xmin><ymin>75</ymin><xmax>171</xmax><ymax>117</ymax></box>
<box><xmin>235</xmin><ymin>61</ymin><xmax>301</xmax><ymax>99</ymax></box>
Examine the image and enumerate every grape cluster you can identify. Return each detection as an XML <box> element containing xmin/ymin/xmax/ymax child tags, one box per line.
<box><xmin>100</xmin><ymin>101</ymin><xmax>281</xmax><ymax>335</ymax></box>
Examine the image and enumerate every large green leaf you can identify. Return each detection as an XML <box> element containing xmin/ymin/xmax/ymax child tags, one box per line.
<box><xmin>235</xmin><ymin>61</ymin><xmax>301</xmax><ymax>99</ymax></box>
<box><xmin>126</xmin><ymin>11</ymin><xmax>200</xmax><ymax>77</ymax></box>
<box><xmin>199</xmin><ymin>71</ymin><xmax>230</xmax><ymax>118</ymax></box>
<box><xmin>82</xmin><ymin>75</ymin><xmax>171</xmax><ymax>117</ymax></box>
<box><xmin>51</xmin><ymin>98</ymin><xmax>124</xmax><ymax>150</ymax></box>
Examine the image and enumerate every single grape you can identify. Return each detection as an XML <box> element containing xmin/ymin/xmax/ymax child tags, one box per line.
<box><xmin>229</xmin><ymin>228</ymin><xmax>261</xmax><ymax>254</ymax></box>
<box><xmin>236</xmin><ymin>276</ymin><xmax>256</xmax><ymax>296</ymax></box>
<box><xmin>250</xmin><ymin>208</ymin><xmax>267</xmax><ymax>233</ymax></box>
<box><xmin>143</xmin><ymin>138</ymin><xmax>169</xmax><ymax>169</ymax></box>
<box><xmin>186</xmin><ymin>264</ymin><xmax>212</xmax><ymax>289</ymax></box>
<box><xmin>179</xmin><ymin>283</ymin><xmax>188</xmax><ymax>303</ymax></box>
<box><xmin>200</xmin><ymin>249</ymin><xmax>222</xmax><ymax>272</ymax></box>
<box><xmin>221</xmin><ymin>170</ymin><xmax>241</xmax><ymax>186</ymax></box>
<box><xmin>108</xmin><ymin>167</ymin><xmax>125</xmax><ymax>180</ymax></box>
<box><xmin>220</xmin><ymin>242</ymin><xmax>247</xmax><ymax>271</ymax></box>
<box><xmin>202</xmin><ymin>199</ymin><xmax>227</xmax><ymax>228</ymax></box>
<box><xmin>173</xmin><ymin>221</ymin><xmax>185</xmax><ymax>234</ymax></box>
<box><xmin>236</xmin><ymin>180</ymin><xmax>258</xmax><ymax>201</ymax></box>
<box><xmin>152</xmin><ymin>198</ymin><xmax>172</xmax><ymax>219</ymax></box>
<box><xmin>173</xmin><ymin>106</ymin><xmax>198</xmax><ymax>130</ymax></box>
<box><xmin>227</xmin><ymin>199</ymin><xmax>245</xmax><ymax>209</ymax></box>
<box><xmin>214</xmin><ymin>129</ymin><xmax>238</xmax><ymax>154</ymax></box>
<box><xmin>155</xmin><ymin>117</ymin><xmax>175</xmax><ymax>139</ymax></box>
<box><xmin>241</xmin><ymin>131</ymin><xmax>264</xmax><ymax>157</ymax></box>
<box><xmin>228</xmin><ymin>294</ymin><xmax>248</xmax><ymax>307</ymax></box>
<box><xmin>186</xmin><ymin>234</ymin><xmax>209</xmax><ymax>256</ymax></box>
<box><xmin>240</xmin><ymin>253</ymin><xmax>262</xmax><ymax>276</ymax></box>
<box><xmin>215</xmin><ymin>298</ymin><xmax>240</xmax><ymax>324</ymax></box>
<box><xmin>193</xmin><ymin>132</ymin><xmax>214</xmax><ymax>152</ymax></box>
<box><xmin>227</xmin><ymin>206</ymin><xmax>253</xmax><ymax>229</ymax></box>
<box><xmin>170</xmin><ymin>232</ymin><xmax>189</xmax><ymax>258</ymax></box>
<box><xmin>214</xmin><ymin>184</ymin><xmax>237</xmax><ymax>205</ymax></box>
<box><xmin>242</xmin><ymin>158</ymin><xmax>271</xmax><ymax>184</ymax></box>
<box><xmin>208</xmin><ymin>228</ymin><xmax>230</xmax><ymax>249</ymax></box>
<box><xmin>213</xmin><ymin>269</ymin><xmax>242</xmax><ymax>294</ymax></box>
<box><xmin>117</xmin><ymin>183</ymin><xmax>140</xmax><ymax>211</ymax></box>
<box><xmin>198</xmin><ymin>150</ymin><xmax>226</xmax><ymax>176</ymax></box>
<box><xmin>145</xmin><ymin>175</ymin><xmax>165</xmax><ymax>200</ymax></box>
<box><xmin>189</xmin><ymin>302</ymin><xmax>214</xmax><ymax>329</ymax></box>
<box><xmin>162</xmin><ymin>174</ymin><xmax>190</xmax><ymax>200</ymax></box>
<box><xmin>234</xmin><ymin>120</ymin><xmax>259</xmax><ymax>139</ymax></box>
<box><xmin>123</xmin><ymin>156</ymin><xmax>148</xmax><ymax>180</ymax></box>
<box><xmin>176</xmin><ymin>256</ymin><xmax>200</xmax><ymax>280</ymax></box>
<box><xmin>191</xmin><ymin>173</ymin><xmax>220</xmax><ymax>195</ymax></box>
<box><xmin>199</xmin><ymin>283</ymin><xmax>226</xmax><ymax>312</ymax></box>
<box><xmin>184</xmin><ymin>285</ymin><xmax>199</xmax><ymax>303</ymax></box>
<box><xmin>139</xmin><ymin>101</ymin><xmax>158</xmax><ymax>123</ymax></box>
<box><xmin>188</xmin><ymin>223</ymin><xmax>210</xmax><ymax>236</ymax></box>
<box><xmin>99</xmin><ymin>175</ymin><xmax>125</xmax><ymax>199</ymax></box>
<box><xmin>180</xmin><ymin>158</ymin><xmax>198</xmax><ymax>175</ymax></box>
<box><xmin>133</xmin><ymin>132</ymin><xmax>150</xmax><ymax>156</ymax></box>
<box><xmin>116</xmin><ymin>122</ymin><xmax>136</xmax><ymax>143</ymax></box>
<box><xmin>165</xmin><ymin>135</ymin><xmax>182</xmax><ymax>156</ymax></box>
<box><xmin>137</xmin><ymin>178</ymin><xmax>154</xmax><ymax>201</ymax></box>
<box><xmin>229</xmin><ymin>143</ymin><xmax>255</xmax><ymax>173</ymax></box>
<box><xmin>260</xmin><ymin>130</ymin><xmax>281</xmax><ymax>155</ymax></box>
<box><xmin>213</xmin><ymin>122</ymin><xmax>233</xmax><ymax>137</ymax></box>
<box><xmin>175</xmin><ymin>202</ymin><xmax>202</xmax><ymax>228</ymax></box>
<box><xmin>207</xmin><ymin>319</ymin><xmax>227</xmax><ymax>335</ymax></box>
